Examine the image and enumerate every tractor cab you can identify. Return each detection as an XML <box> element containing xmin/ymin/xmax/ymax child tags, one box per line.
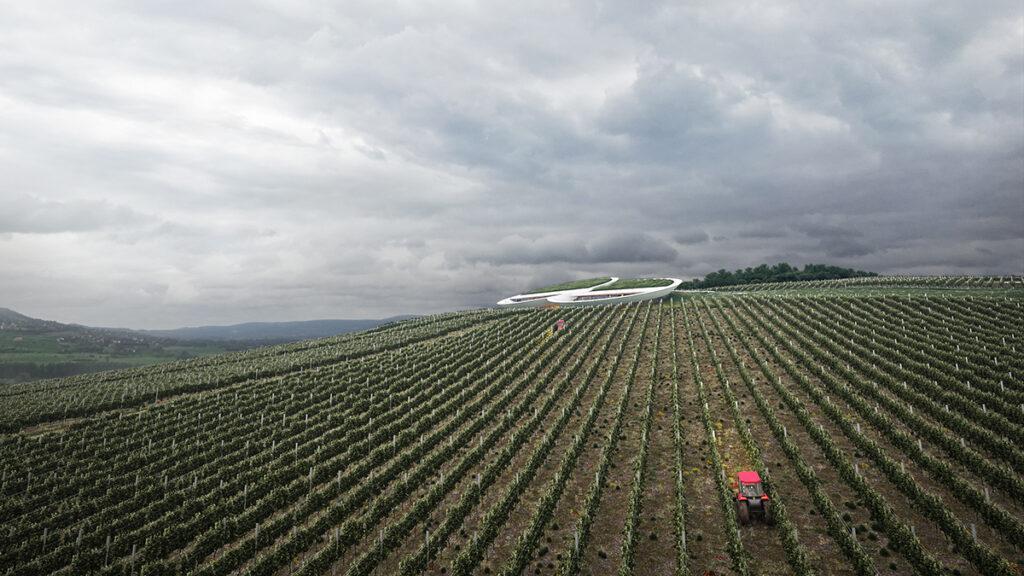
<box><xmin>735</xmin><ymin>471</ymin><xmax>772</xmax><ymax>525</ymax></box>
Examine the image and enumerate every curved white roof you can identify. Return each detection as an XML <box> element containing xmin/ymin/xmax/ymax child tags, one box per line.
<box><xmin>498</xmin><ymin>277</ymin><xmax>682</xmax><ymax>308</ymax></box>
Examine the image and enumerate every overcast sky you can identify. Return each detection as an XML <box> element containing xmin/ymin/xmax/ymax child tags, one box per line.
<box><xmin>1</xmin><ymin>1</ymin><xmax>1022</xmax><ymax>328</ymax></box>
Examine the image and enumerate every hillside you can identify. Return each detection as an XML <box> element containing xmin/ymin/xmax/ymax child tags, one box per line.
<box><xmin>0</xmin><ymin>308</ymin><xmax>414</xmax><ymax>384</ymax></box>
<box><xmin>140</xmin><ymin>316</ymin><xmax>415</xmax><ymax>341</ymax></box>
<box><xmin>1</xmin><ymin>278</ymin><xmax>1022</xmax><ymax>576</ymax></box>
<box><xmin>0</xmin><ymin>307</ymin><xmax>70</xmax><ymax>332</ymax></box>
<box><xmin>0</xmin><ymin>308</ymin><xmax>230</xmax><ymax>384</ymax></box>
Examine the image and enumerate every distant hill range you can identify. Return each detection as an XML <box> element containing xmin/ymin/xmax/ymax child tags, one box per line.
<box><xmin>0</xmin><ymin>307</ymin><xmax>415</xmax><ymax>383</ymax></box>
<box><xmin>139</xmin><ymin>317</ymin><xmax>416</xmax><ymax>342</ymax></box>
<box><xmin>0</xmin><ymin>307</ymin><xmax>68</xmax><ymax>331</ymax></box>
<box><xmin>0</xmin><ymin>307</ymin><xmax>414</xmax><ymax>343</ymax></box>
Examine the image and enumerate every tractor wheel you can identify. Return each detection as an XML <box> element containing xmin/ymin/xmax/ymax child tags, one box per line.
<box><xmin>763</xmin><ymin>500</ymin><xmax>774</xmax><ymax>525</ymax></box>
<box><xmin>737</xmin><ymin>500</ymin><xmax>750</xmax><ymax>525</ymax></box>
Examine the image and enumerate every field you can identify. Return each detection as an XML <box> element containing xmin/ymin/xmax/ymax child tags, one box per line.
<box><xmin>0</xmin><ymin>330</ymin><xmax>230</xmax><ymax>384</ymax></box>
<box><xmin>1</xmin><ymin>280</ymin><xmax>1023</xmax><ymax>576</ymax></box>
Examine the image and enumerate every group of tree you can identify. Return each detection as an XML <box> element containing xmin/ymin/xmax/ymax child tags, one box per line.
<box><xmin>679</xmin><ymin>263</ymin><xmax>877</xmax><ymax>289</ymax></box>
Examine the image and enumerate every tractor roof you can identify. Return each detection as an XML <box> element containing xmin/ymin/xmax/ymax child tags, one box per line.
<box><xmin>737</xmin><ymin>470</ymin><xmax>761</xmax><ymax>484</ymax></box>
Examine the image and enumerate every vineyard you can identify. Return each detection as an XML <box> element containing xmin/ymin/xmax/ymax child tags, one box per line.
<box><xmin>704</xmin><ymin>275</ymin><xmax>1024</xmax><ymax>292</ymax></box>
<box><xmin>1</xmin><ymin>280</ymin><xmax>1023</xmax><ymax>575</ymax></box>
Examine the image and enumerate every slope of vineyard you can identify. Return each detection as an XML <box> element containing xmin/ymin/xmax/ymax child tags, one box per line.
<box><xmin>1</xmin><ymin>282</ymin><xmax>1022</xmax><ymax>576</ymax></box>
<box><xmin>702</xmin><ymin>275</ymin><xmax>1024</xmax><ymax>292</ymax></box>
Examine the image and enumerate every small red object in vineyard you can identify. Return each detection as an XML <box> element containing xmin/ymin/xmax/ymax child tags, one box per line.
<box><xmin>735</xmin><ymin>470</ymin><xmax>773</xmax><ymax>526</ymax></box>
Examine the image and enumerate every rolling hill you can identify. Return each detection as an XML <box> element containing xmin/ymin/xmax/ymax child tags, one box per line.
<box><xmin>0</xmin><ymin>308</ymin><xmax>415</xmax><ymax>384</ymax></box>
<box><xmin>140</xmin><ymin>316</ymin><xmax>416</xmax><ymax>342</ymax></box>
<box><xmin>0</xmin><ymin>276</ymin><xmax>1022</xmax><ymax>576</ymax></box>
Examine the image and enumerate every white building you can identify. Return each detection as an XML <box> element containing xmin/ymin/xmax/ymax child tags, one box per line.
<box><xmin>497</xmin><ymin>277</ymin><xmax>682</xmax><ymax>308</ymax></box>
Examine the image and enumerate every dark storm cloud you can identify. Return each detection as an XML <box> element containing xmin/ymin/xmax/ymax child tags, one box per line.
<box><xmin>0</xmin><ymin>0</ymin><xmax>1020</xmax><ymax>328</ymax></box>
<box><xmin>589</xmin><ymin>233</ymin><xmax>678</xmax><ymax>263</ymax></box>
<box><xmin>817</xmin><ymin>237</ymin><xmax>876</xmax><ymax>258</ymax></box>
<box><xmin>673</xmin><ymin>230</ymin><xmax>710</xmax><ymax>245</ymax></box>
<box><xmin>793</xmin><ymin>223</ymin><xmax>864</xmax><ymax>240</ymax></box>
<box><xmin>789</xmin><ymin>221</ymin><xmax>875</xmax><ymax>257</ymax></box>
<box><xmin>463</xmin><ymin>232</ymin><xmax>677</xmax><ymax>266</ymax></box>
<box><xmin>737</xmin><ymin>226</ymin><xmax>790</xmax><ymax>239</ymax></box>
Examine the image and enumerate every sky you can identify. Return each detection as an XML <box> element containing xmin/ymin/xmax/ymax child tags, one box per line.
<box><xmin>1</xmin><ymin>1</ymin><xmax>1022</xmax><ymax>329</ymax></box>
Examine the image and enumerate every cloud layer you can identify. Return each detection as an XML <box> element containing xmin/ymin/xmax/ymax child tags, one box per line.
<box><xmin>0</xmin><ymin>1</ymin><xmax>1021</xmax><ymax>328</ymax></box>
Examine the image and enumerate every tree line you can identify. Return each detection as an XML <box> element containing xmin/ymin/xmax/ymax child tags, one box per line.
<box><xmin>679</xmin><ymin>263</ymin><xmax>877</xmax><ymax>289</ymax></box>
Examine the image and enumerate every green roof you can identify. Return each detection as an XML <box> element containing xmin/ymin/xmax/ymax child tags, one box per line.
<box><xmin>525</xmin><ymin>277</ymin><xmax>612</xmax><ymax>294</ymax></box>
<box><xmin>591</xmin><ymin>278</ymin><xmax>673</xmax><ymax>291</ymax></box>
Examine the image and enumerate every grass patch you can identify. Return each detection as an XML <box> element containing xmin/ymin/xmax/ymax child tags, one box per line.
<box><xmin>526</xmin><ymin>277</ymin><xmax>611</xmax><ymax>294</ymax></box>
<box><xmin>591</xmin><ymin>278</ymin><xmax>673</xmax><ymax>291</ymax></box>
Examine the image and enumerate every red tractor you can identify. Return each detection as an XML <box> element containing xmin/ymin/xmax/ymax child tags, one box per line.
<box><xmin>735</xmin><ymin>471</ymin><xmax>772</xmax><ymax>525</ymax></box>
